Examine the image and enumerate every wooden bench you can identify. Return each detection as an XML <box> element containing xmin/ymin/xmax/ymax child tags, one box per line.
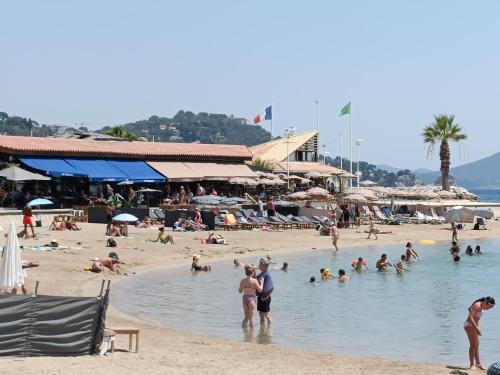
<box><xmin>107</xmin><ymin>327</ymin><xmax>140</xmax><ymax>353</ymax></box>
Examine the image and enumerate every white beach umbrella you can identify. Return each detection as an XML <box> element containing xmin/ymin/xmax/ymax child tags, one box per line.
<box><xmin>112</xmin><ymin>213</ymin><xmax>139</xmax><ymax>222</ymax></box>
<box><xmin>0</xmin><ymin>222</ymin><xmax>25</xmax><ymax>291</ymax></box>
<box><xmin>444</xmin><ymin>206</ymin><xmax>474</xmax><ymax>223</ymax></box>
<box><xmin>344</xmin><ymin>194</ymin><xmax>368</xmax><ymax>203</ymax></box>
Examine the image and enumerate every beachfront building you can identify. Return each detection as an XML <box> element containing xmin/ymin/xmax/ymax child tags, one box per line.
<box><xmin>0</xmin><ymin>135</ymin><xmax>256</xmax><ymax>207</ymax></box>
<box><xmin>249</xmin><ymin>130</ymin><xmax>354</xmax><ymax>192</ymax></box>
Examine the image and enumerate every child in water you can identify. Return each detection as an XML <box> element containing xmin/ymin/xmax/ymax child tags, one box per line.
<box><xmin>352</xmin><ymin>257</ymin><xmax>368</xmax><ymax>272</ymax></box>
<box><xmin>465</xmin><ymin>245</ymin><xmax>473</xmax><ymax>256</ymax></box>
<box><xmin>395</xmin><ymin>255</ymin><xmax>408</xmax><ymax>273</ymax></box>
<box><xmin>475</xmin><ymin>245</ymin><xmax>482</xmax><ymax>255</ymax></box>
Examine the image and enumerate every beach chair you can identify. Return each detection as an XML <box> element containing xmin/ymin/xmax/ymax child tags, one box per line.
<box><xmin>415</xmin><ymin>211</ymin><xmax>434</xmax><ymax>224</ymax></box>
<box><xmin>275</xmin><ymin>213</ymin><xmax>303</xmax><ymax>229</ymax></box>
<box><xmin>435</xmin><ymin>206</ymin><xmax>447</xmax><ymax>217</ymax></box>
<box><xmin>234</xmin><ymin>211</ymin><xmax>260</xmax><ymax>230</ymax></box>
<box><xmin>382</xmin><ymin>207</ymin><xmax>408</xmax><ymax>224</ymax></box>
<box><xmin>372</xmin><ymin>206</ymin><xmax>396</xmax><ymax>225</ymax></box>
<box><xmin>286</xmin><ymin>214</ymin><xmax>315</xmax><ymax>229</ymax></box>
<box><xmin>430</xmin><ymin>207</ymin><xmax>445</xmax><ymax>224</ymax></box>
<box><xmin>420</xmin><ymin>206</ymin><xmax>441</xmax><ymax>224</ymax></box>
<box><xmin>241</xmin><ymin>210</ymin><xmax>279</xmax><ymax>229</ymax></box>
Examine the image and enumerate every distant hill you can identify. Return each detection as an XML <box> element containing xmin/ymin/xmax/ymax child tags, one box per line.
<box><xmin>376</xmin><ymin>164</ymin><xmax>402</xmax><ymax>173</ymax></box>
<box><xmin>411</xmin><ymin>153</ymin><xmax>500</xmax><ymax>188</ymax></box>
<box><xmin>98</xmin><ymin>111</ymin><xmax>272</xmax><ymax>146</ymax></box>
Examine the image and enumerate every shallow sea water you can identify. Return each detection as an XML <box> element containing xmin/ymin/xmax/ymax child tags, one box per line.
<box><xmin>113</xmin><ymin>239</ymin><xmax>500</xmax><ymax>365</ymax></box>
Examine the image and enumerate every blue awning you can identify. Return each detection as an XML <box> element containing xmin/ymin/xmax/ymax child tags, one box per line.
<box><xmin>64</xmin><ymin>159</ymin><xmax>129</xmax><ymax>182</ymax></box>
<box><xmin>19</xmin><ymin>157</ymin><xmax>87</xmax><ymax>177</ymax></box>
<box><xmin>107</xmin><ymin>160</ymin><xmax>166</xmax><ymax>183</ymax></box>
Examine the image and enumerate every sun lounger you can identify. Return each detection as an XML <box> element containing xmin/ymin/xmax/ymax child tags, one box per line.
<box><xmin>371</xmin><ymin>206</ymin><xmax>396</xmax><ymax>224</ymax></box>
<box><xmin>415</xmin><ymin>211</ymin><xmax>434</xmax><ymax>224</ymax></box>
<box><xmin>268</xmin><ymin>216</ymin><xmax>293</xmax><ymax>230</ymax></box>
<box><xmin>275</xmin><ymin>213</ymin><xmax>306</xmax><ymax>229</ymax></box>
<box><xmin>430</xmin><ymin>207</ymin><xmax>445</xmax><ymax>224</ymax></box>
<box><xmin>435</xmin><ymin>206</ymin><xmax>446</xmax><ymax>217</ymax></box>
<box><xmin>285</xmin><ymin>214</ymin><xmax>315</xmax><ymax>229</ymax></box>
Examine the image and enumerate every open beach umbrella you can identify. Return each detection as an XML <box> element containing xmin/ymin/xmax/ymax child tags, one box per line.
<box><xmin>286</xmin><ymin>191</ymin><xmax>309</xmax><ymax>200</ymax></box>
<box><xmin>0</xmin><ymin>166</ymin><xmax>51</xmax><ymax>181</ymax></box>
<box><xmin>444</xmin><ymin>206</ymin><xmax>474</xmax><ymax>223</ymax></box>
<box><xmin>191</xmin><ymin>195</ymin><xmax>222</xmax><ymax>205</ymax></box>
<box><xmin>359</xmin><ymin>180</ymin><xmax>377</xmax><ymax>187</ymax></box>
<box><xmin>137</xmin><ymin>188</ymin><xmax>161</xmax><ymax>208</ymax></box>
<box><xmin>0</xmin><ymin>222</ymin><xmax>25</xmax><ymax>291</ymax></box>
<box><xmin>112</xmin><ymin>213</ymin><xmax>139</xmax><ymax>222</ymax></box>
<box><xmin>306</xmin><ymin>187</ymin><xmax>329</xmax><ymax>198</ymax></box>
<box><xmin>27</xmin><ymin>198</ymin><xmax>53</xmax><ymax>207</ymax></box>
<box><xmin>117</xmin><ymin>179</ymin><xmax>134</xmax><ymax>186</ymax></box>
<box><xmin>472</xmin><ymin>208</ymin><xmax>494</xmax><ymax>219</ymax></box>
<box><xmin>344</xmin><ymin>194</ymin><xmax>368</xmax><ymax>203</ymax></box>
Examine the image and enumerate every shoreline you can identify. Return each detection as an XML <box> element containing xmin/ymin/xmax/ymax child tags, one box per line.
<box><xmin>3</xmin><ymin>221</ymin><xmax>499</xmax><ymax>374</ymax></box>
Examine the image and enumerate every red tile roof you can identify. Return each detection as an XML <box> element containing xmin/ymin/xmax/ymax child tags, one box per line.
<box><xmin>0</xmin><ymin>136</ymin><xmax>253</xmax><ymax>161</ymax></box>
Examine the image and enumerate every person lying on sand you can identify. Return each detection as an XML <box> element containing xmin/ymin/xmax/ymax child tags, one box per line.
<box><xmin>202</xmin><ymin>233</ymin><xmax>228</xmax><ymax>245</ymax></box>
<box><xmin>191</xmin><ymin>254</ymin><xmax>211</xmax><ymax>272</ymax></box>
<box><xmin>136</xmin><ymin>216</ymin><xmax>152</xmax><ymax>228</ymax></box>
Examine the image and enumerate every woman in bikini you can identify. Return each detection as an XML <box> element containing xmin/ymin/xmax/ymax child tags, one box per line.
<box><xmin>405</xmin><ymin>242</ymin><xmax>420</xmax><ymax>262</ymax></box>
<box><xmin>191</xmin><ymin>254</ymin><xmax>211</xmax><ymax>272</ymax></box>
<box><xmin>464</xmin><ymin>296</ymin><xmax>495</xmax><ymax>370</ymax></box>
<box><xmin>238</xmin><ymin>265</ymin><xmax>263</xmax><ymax>328</ymax></box>
<box><xmin>331</xmin><ymin>224</ymin><xmax>340</xmax><ymax>251</ymax></box>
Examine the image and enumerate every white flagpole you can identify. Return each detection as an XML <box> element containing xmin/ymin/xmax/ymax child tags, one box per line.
<box><xmin>315</xmin><ymin>100</ymin><xmax>320</xmax><ymax>160</ymax></box>
<box><xmin>270</xmin><ymin>102</ymin><xmax>274</xmax><ymax>141</ymax></box>
<box><xmin>349</xmin><ymin>109</ymin><xmax>353</xmax><ymax>187</ymax></box>
<box><xmin>339</xmin><ymin>131</ymin><xmax>343</xmax><ymax>170</ymax></box>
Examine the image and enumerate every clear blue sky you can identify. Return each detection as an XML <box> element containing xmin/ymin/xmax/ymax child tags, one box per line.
<box><xmin>1</xmin><ymin>1</ymin><xmax>499</xmax><ymax>170</ymax></box>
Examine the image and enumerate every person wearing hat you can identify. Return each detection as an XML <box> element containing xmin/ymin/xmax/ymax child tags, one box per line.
<box><xmin>256</xmin><ymin>257</ymin><xmax>274</xmax><ymax>325</ymax></box>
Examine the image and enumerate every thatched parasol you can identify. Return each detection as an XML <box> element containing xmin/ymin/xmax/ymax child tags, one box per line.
<box><xmin>343</xmin><ymin>194</ymin><xmax>368</xmax><ymax>203</ymax></box>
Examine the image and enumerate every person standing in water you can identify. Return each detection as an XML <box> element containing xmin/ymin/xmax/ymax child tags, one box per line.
<box><xmin>239</xmin><ymin>265</ymin><xmax>263</xmax><ymax>328</ymax></box>
<box><xmin>395</xmin><ymin>255</ymin><xmax>408</xmax><ymax>273</ymax></box>
<box><xmin>352</xmin><ymin>257</ymin><xmax>368</xmax><ymax>272</ymax></box>
<box><xmin>256</xmin><ymin>258</ymin><xmax>274</xmax><ymax>326</ymax></box>
<box><xmin>451</xmin><ymin>222</ymin><xmax>458</xmax><ymax>243</ymax></box>
<box><xmin>405</xmin><ymin>242</ymin><xmax>420</xmax><ymax>262</ymax></box>
<box><xmin>464</xmin><ymin>297</ymin><xmax>495</xmax><ymax>370</ymax></box>
<box><xmin>376</xmin><ymin>254</ymin><xmax>392</xmax><ymax>272</ymax></box>
<box><xmin>331</xmin><ymin>224</ymin><xmax>340</xmax><ymax>251</ymax></box>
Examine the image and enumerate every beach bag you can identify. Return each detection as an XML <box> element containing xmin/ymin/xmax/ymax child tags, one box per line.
<box><xmin>107</xmin><ymin>238</ymin><xmax>117</xmax><ymax>247</ymax></box>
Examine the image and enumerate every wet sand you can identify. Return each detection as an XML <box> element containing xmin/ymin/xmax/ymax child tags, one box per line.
<box><xmin>2</xmin><ymin>219</ymin><xmax>498</xmax><ymax>375</ymax></box>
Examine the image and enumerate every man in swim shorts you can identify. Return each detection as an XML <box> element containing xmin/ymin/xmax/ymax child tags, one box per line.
<box><xmin>256</xmin><ymin>257</ymin><xmax>274</xmax><ymax>326</ymax></box>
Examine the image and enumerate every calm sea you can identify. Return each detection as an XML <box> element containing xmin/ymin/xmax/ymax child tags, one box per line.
<box><xmin>113</xmin><ymin>241</ymin><xmax>500</xmax><ymax>365</ymax></box>
<box><xmin>469</xmin><ymin>188</ymin><xmax>500</xmax><ymax>203</ymax></box>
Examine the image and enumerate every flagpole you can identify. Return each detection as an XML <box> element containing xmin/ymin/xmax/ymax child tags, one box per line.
<box><xmin>339</xmin><ymin>131</ymin><xmax>343</xmax><ymax>170</ymax></box>
<box><xmin>271</xmin><ymin>102</ymin><xmax>274</xmax><ymax>141</ymax></box>
<box><xmin>315</xmin><ymin>100</ymin><xmax>319</xmax><ymax>160</ymax></box>
<box><xmin>349</xmin><ymin>111</ymin><xmax>352</xmax><ymax>187</ymax></box>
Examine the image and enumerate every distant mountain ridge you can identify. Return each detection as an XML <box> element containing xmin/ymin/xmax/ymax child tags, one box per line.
<box><xmin>411</xmin><ymin>152</ymin><xmax>500</xmax><ymax>188</ymax></box>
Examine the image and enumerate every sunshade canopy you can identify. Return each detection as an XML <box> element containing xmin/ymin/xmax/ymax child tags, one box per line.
<box><xmin>147</xmin><ymin>161</ymin><xmax>256</xmax><ymax>182</ymax></box>
<box><xmin>0</xmin><ymin>166</ymin><xmax>51</xmax><ymax>181</ymax></box>
<box><xmin>20</xmin><ymin>157</ymin><xmax>165</xmax><ymax>183</ymax></box>
<box><xmin>20</xmin><ymin>157</ymin><xmax>86</xmax><ymax>177</ymax></box>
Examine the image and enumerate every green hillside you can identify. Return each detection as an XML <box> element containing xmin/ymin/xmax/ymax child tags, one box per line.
<box><xmin>99</xmin><ymin>111</ymin><xmax>272</xmax><ymax>146</ymax></box>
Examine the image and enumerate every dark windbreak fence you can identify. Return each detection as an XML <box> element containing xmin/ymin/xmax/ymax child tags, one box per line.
<box><xmin>0</xmin><ymin>292</ymin><xmax>109</xmax><ymax>356</ymax></box>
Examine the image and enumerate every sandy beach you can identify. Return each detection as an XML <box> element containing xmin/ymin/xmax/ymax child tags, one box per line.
<box><xmin>2</xmin><ymin>219</ymin><xmax>499</xmax><ymax>375</ymax></box>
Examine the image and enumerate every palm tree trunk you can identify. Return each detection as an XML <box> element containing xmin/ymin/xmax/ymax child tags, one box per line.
<box><xmin>440</xmin><ymin>140</ymin><xmax>450</xmax><ymax>191</ymax></box>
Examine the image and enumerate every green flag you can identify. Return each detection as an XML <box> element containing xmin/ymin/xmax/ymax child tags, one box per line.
<box><xmin>339</xmin><ymin>102</ymin><xmax>351</xmax><ymax>116</ymax></box>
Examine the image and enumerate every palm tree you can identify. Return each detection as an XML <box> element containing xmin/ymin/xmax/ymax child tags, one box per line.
<box><xmin>104</xmin><ymin>126</ymin><xmax>137</xmax><ymax>141</ymax></box>
<box><xmin>422</xmin><ymin>115</ymin><xmax>467</xmax><ymax>191</ymax></box>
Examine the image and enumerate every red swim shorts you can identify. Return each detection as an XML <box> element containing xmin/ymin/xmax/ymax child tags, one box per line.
<box><xmin>23</xmin><ymin>216</ymin><xmax>33</xmax><ymax>226</ymax></box>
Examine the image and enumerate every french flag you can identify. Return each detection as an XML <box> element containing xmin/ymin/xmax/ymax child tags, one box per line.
<box><xmin>253</xmin><ymin>105</ymin><xmax>272</xmax><ymax>124</ymax></box>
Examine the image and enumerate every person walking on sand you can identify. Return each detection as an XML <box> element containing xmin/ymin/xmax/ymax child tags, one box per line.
<box><xmin>256</xmin><ymin>257</ymin><xmax>274</xmax><ymax>326</ymax></box>
<box><xmin>105</xmin><ymin>201</ymin><xmax>114</xmax><ymax>236</ymax></box>
<box><xmin>239</xmin><ymin>265</ymin><xmax>263</xmax><ymax>328</ymax></box>
<box><xmin>451</xmin><ymin>222</ymin><xmax>458</xmax><ymax>243</ymax></box>
<box><xmin>464</xmin><ymin>297</ymin><xmax>495</xmax><ymax>370</ymax></box>
<box><xmin>18</xmin><ymin>205</ymin><xmax>35</xmax><ymax>239</ymax></box>
<box><xmin>367</xmin><ymin>215</ymin><xmax>378</xmax><ymax>240</ymax></box>
<box><xmin>331</xmin><ymin>224</ymin><xmax>340</xmax><ymax>251</ymax></box>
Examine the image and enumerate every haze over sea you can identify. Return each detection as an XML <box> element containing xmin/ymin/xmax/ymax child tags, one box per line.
<box><xmin>469</xmin><ymin>189</ymin><xmax>500</xmax><ymax>203</ymax></box>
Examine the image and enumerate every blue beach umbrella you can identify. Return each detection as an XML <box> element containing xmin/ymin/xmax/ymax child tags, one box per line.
<box><xmin>27</xmin><ymin>198</ymin><xmax>53</xmax><ymax>207</ymax></box>
<box><xmin>112</xmin><ymin>213</ymin><xmax>139</xmax><ymax>222</ymax></box>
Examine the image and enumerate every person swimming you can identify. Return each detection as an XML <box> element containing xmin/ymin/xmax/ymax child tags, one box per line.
<box><xmin>475</xmin><ymin>245</ymin><xmax>482</xmax><ymax>255</ymax></box>
<box><xmin>281</xmin><ymin>262</ymin><xmax>288</xmax><ymax>271</ymax></box>
<box><xmin>450</xmin><ymin>241</ymin><xmax>460</xmax><ymax>255</ymax></box>
<box><xmin>320</xmin><ymin>267</ymin><xmax>332</xmax><ymax>280</ymax></box>
<box><xmin>376</xmin><ymin>254</ymin><xmax>392</xmax><ymax>272</ymax></box>
<box><xmin>465</xmin><ymin>245</ymin><xmax>473</xmax><ymax>256</ymax></box>
<box><xmin>234</xmin><ymin>259</ymin><xmax>243</xmax><ymax>267</ymax></box>
<box><xmin>331</xmin><ymin>269</ymin><xmax>349</xmax><ymax>282</ymax></box>
<box><xmin>405</xmin><ymin>242</ymin><xmax>420</xmax><ymax>262</ymax></box>
<box><xmin>191</xmin><ymin>254</ymin><xmax>211</xmax><ymax>272</ymax></box>
<box><xmin>309</xmin><ymin>276</ymin><xmax>316</xmax><ymax>283</ymax></box>
<box><xmin>395</xmin><ymin>255</ymin><xmax>408</xmax><ymax>273</ymax></box>
<box><xmin>352</xmin><ymin>257</ymin><xmax>368</xmax><ymax>272</ymax></box>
